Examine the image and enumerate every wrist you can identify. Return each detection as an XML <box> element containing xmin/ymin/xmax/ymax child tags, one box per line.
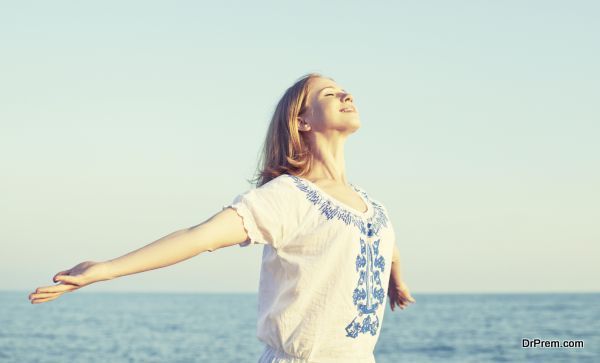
<box><xmin>390</xmin><ymin>260</ymin><xmax>402</xmax><ymax>277</ymax></box>
<box><xmin>97</xmin><ymin>260</ymin><xmax>117</xmax><ymax>281</ymax></box>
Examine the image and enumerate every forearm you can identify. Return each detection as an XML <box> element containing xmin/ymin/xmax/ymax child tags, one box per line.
<box><xmin>390</xmin><ymin>244</ymin><xmax>403</xmax><ymax>280</ymax></box>
<box><xmin>103</xmin><ymin>228</ymin><xmax>212</xmax><ymax>279</ymax></box>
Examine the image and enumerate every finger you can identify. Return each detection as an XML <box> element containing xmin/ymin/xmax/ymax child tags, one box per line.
<box><xmin>33</xmin><ymin>283</ymin><xmax>78</xmax><ymax>294</ymax></box>
<box><xmin>399</xmin><ymin>291</ymin><xmax>416</xmax><ymax>303</ymax></box>
<box><xmin>401</xmin><ymin>299</ymin><xmax>409</xmax><ymax>308</ymax></box>
<box><xmin>29</xmin><ymin>291</ymin><xmax>68</xmax><ymax>300</ymax></box>
<box><xmin>29</xmin><ymin>292</ymin><xmax>64</xmax><ymax>301</ymax></box>
<box><xmin>397</xmin><ymin>297</ymin><xmax>411</xmax><ymax>306</ymax></box>
<box><xmin>31</xmin><ymin>295</ymin><xmax>61</xmax><ymax>304</ymax></box>
<box><xmin>29</xmin><ymin>290</ymin><xmax>73</xmax><ymax>303</ymax></box>
<box><xmin>32</xmin><ymin>293</ymin><xmax>62</xmax><ymax>303</ymax></box>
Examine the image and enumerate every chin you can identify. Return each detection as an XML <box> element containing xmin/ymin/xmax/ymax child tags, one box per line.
<box><xmin>347</xmin><ymin>118</ymin><xmax>361</xmax><ymax>133</ymax></box>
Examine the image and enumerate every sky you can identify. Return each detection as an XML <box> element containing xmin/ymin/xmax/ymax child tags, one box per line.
<box><xmin>2</xmin><ymin>1</ymin><xmax>598</xmax><ymax>294</ymax></box>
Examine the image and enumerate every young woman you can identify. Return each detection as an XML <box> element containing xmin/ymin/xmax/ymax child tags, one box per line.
<box><xmin>28</xmin><ymin>73</ymin><xmax>415</xmax><ymax>362</ymax></box>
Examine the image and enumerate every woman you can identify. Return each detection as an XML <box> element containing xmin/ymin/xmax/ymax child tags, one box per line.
<box><xmin>28</xmin><ymin>73</ymin><xmax>415</xmax><ymax>362</ymax></box>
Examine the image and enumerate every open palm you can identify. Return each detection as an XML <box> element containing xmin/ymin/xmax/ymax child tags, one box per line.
<box><xmin>28</xmin><ymin>260</ymin><xmax>111</xmax><ymax>304</ymax></box>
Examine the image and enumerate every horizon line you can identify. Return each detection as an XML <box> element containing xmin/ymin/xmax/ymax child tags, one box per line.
<box><xmin>5</xmin><ymin>289</ymin><xmax>600</xmax><ymax>295</ymax></box>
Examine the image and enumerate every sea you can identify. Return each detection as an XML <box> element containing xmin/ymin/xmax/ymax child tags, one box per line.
<box><xmin>1</xmin><ymin>291</ymin><xmax>598</xmax><ymax>362</ymax></box>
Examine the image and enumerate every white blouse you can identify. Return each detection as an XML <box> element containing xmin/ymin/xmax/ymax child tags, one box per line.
<box><xmin>223</xmin><ymin>173</ymin><xmax>396</xmax><ymax>363</ymax></box>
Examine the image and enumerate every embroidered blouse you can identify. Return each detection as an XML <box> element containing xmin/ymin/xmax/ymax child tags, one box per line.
<box><xmin>222</xmin><ymin>173</ymin><xmax>396</xmax><ymax>363</ymax></box>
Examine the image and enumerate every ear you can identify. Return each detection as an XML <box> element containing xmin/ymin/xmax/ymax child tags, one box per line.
<box><xmin>297</xmin><ymin>117</ymin><xmax>311</xmax><ymax>132</ymax></box>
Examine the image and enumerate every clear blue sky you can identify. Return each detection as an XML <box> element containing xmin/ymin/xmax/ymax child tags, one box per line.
<box><xmin>2</xmin><ymin>1</ymin><xmax>598</xmax><ymax>293</ymax></box>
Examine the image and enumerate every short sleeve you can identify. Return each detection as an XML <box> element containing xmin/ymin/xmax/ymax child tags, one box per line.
<box><xmin>222</xmin><ymin>175</ymin><xmax>294</xmax><ymax>249</ymax></box>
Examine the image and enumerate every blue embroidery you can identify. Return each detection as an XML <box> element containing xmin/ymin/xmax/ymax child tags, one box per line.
<box><xmin>287</xmin><ymin>175</ymin><xmax>388</xmax><ymax>234</ymax></box>
<box><xmin>286</xmin><ymin>174</ymin><xmax>389</xmax><ymax>339</ymax></box>
<box><xmin>346</xmin><ymin>231</ymin><xmax>386</xmax><ymax>338</ymax></box>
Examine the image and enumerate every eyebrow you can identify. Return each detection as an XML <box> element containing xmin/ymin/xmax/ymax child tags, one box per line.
<box><xmin>318</xmin><ymin>86</ymin><xmax>348</xmax><ymax>95</ymax></box>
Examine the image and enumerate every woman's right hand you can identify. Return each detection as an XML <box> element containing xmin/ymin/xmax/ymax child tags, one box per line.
<box><xmin>28</xmin><ymin>260</ymin><xmax>113</xmax><ymax>304</ymax></box>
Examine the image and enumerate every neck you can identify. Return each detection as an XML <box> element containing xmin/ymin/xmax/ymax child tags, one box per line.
<box><xmin>304</xmin><ymin>133</ymin><xmax>348</xmax><ymax>185</ymax></box>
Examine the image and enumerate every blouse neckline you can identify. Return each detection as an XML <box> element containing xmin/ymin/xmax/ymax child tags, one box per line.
<box><xmin>286</xmin><ymin>174</ymin><xmax>374</xmax><ymax>219</ymax></box>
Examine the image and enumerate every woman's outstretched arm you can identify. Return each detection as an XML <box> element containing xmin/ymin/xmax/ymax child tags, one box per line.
<box><xmin>28</xmin><ymin>207</ymin><xmax>249</xmax><ymax>304</ymax></box>
<box><xmin>103</xmin><ymin>207</ymin><xmax>247</xmax><ymax>279</ymax></box>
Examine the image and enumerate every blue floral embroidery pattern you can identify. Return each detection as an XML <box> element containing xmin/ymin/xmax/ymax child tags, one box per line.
<box><xmin>346</xmin><ymin>225</ymin><xmax>386</xmax><ymax>338</ymax></box>
<box><xmin>287</xmin><ymin>175</ymin><xmax>388</xmax><ymax>234</ymax></box>
<box><xmin>286</xmin><ymin>174</ymin><xmax>389</xmax><ymax>339</ymax></box>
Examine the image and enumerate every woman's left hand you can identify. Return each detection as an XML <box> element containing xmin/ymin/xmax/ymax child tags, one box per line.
<box><xmin>387</xmin><ymin>277</ymin><xmax>416</xmax><ymax>311</ymax></box>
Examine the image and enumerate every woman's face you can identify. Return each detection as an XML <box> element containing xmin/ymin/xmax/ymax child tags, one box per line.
<box><xmin>298</xmin><ymin>77</ymin><xmax>360</xmax><ymax>135</ymax></box>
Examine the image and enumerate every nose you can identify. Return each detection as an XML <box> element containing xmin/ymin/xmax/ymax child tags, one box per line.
<box><xmin>343</xmin><ymin>92</ymin><xmax>353</xmax><ymax>103</ymax></box>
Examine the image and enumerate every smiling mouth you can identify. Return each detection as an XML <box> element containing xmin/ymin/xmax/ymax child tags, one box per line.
<box><xmin>340</xmin><ymin>107</ymin><xmax>356</xmax><ymax>113</ymax></box>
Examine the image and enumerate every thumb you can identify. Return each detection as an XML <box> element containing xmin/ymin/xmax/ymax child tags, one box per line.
<box><xmin>53</xmin><ymin>270</ymin><xmax>70</xmax><ymax>283</ymax></box>
<box><xmin>55</xmin><ymin>275</ymin><xmax>79</xmax><ymax>285</ymax></box>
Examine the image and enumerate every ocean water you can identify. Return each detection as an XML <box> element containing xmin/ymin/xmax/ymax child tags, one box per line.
<box><xmin>1</xmin><ymin>292</ymin><xmax>598</xmax><ymax>362</ymax></box>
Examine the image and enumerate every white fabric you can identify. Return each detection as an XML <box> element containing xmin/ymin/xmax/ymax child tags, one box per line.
<box><xmin>223</xmin><ymin>174</ymin><xmax>396</xmax><ymax>363</ymax></box>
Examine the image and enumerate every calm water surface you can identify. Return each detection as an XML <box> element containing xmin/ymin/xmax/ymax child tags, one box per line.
<box><xmin>1</xmin><ymin>292</ymin><xmax>598</xmax><ymax>362</ymax></box>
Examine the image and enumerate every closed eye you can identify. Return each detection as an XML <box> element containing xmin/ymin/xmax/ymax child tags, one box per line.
<box><xmin>325</xmin><ymin>93</ymin><xmax>334</xmax><ymax>96</ymax></box>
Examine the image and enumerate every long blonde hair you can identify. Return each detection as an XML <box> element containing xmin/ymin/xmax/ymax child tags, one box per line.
<box><xmin>249</xmin><ymin>72</ymin><xmax>329</xmax><ymax>187</ymax></box>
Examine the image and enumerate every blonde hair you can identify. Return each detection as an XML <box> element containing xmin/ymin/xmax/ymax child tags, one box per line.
<box><xmin>249</xmin><ymin>72</ymin><xmax>332</xmax><ymax>187</ymax></box>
